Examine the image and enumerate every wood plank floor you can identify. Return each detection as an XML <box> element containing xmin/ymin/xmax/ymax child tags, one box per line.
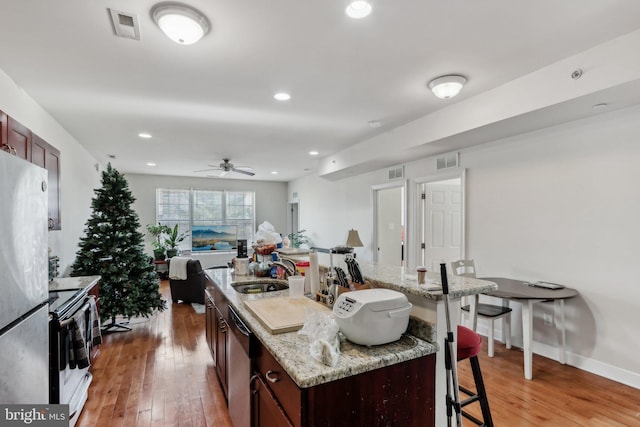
<box><xmin>78</xmin><ymin>280</ymin><xmax>640</xmax><ymax>426</ymax></box>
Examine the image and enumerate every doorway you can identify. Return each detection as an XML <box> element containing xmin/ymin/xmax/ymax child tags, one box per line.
<box><xmin>287</xmin><ymin>200</ymin><xmax>299</xmax><ymax>237</ymax></box>
<box><xmin>372</xmin><ymin>183</ymin><xmax>406</xmax><ymax>266</ymax></box>
<box><xmin>415</xmin><ymin>171</ymin><xmax>465</xmax><ymax>271</ymax></box>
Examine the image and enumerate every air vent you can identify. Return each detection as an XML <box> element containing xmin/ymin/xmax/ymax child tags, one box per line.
<box><xmin>436</xmin><ymin>152</ymin><xmax>459</xmax><ymax>170</ymax></box>
<box><xmin>388</xmin><ymin>165</ymin><xmax>404</xmax><ymax>180</ymax></box>
<box><xmin>108</xmin><ymin>9</ymin><xmax>140</xmax><ymax>40</ymax></box>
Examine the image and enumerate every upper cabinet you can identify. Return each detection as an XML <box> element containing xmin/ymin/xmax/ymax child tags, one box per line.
<box><xmin>7</xmin><ymin>117</ymin><xmax>32</xmax><ymax>161</ymax></box>
<box><xmin>1</xmin><ymin>110</ymin><xmax>62</xmax><ymax>230</ymax></box>
<box><xmin>33</xmin><ymin>134</ymin><xmax>61</xmax><ymax>230</ymax></box>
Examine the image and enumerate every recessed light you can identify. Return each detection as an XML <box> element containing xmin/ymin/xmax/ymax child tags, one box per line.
<box><xmin>271</xmin><ymin>171</ymin><xmax>279</xmax><ymax>175</ymax></box>
<box><xmin>138</xmin><ymin>132</ymin><xmax>152</xmax><ymax>139</ymax></box>
<box><xmin>147</xmin><ymin>162</ymin><xmax>156</xmax><ymax>166</ymax></box>
<box><xmin>346</xmin><ymin>1</ymin><xmax>372</xmax><ymax>19</ymax></box>
<box><xmin>592</xmin><ymin>103</ymin><xmax>609</xmax><ymax>109</ymax></box>
<box><xmin>274</xmin><ymin>92</ymin><xmax>291</xmax><ymax>101</ymax></box>
<box><xmin>309</xmin><ymin>151</ymin><xmax>319</xmax><ymax>156</ymax></box>
<box><xmin>107</xmin><ymin>154</ymin><xmax>116</xmax><ymax>159</ymax></box>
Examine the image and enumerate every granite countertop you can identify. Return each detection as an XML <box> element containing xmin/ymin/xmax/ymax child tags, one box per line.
<box><xmin>49</xmin><ymin>275</ymin><xmax>101</xmax><ymax>292</ymax></box>
<box><xmin>205</xmin><ymin>268</ymin><xmax>437</xmax><ymax>389</ymax></box>
<box><xmin>357</xmin><ymin>262</ymin><xmax>498</xmax><ymax>300</ymax></box>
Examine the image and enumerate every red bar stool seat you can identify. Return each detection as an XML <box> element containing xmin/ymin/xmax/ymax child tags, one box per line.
<box><xmin>457</xmin><ymin>325</ymin><xmax>494</xmax><ymax>427</ymax></box>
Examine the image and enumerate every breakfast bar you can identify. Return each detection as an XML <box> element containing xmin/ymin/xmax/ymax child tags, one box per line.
<box><xmin>205</xmin><ymin>264</ymin><xmax>496</xmax><ymax>426</ymax></box>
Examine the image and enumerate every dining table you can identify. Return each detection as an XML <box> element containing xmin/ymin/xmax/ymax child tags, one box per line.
<box><xmin>469</xmin><ymin>277</ymin><xmax>578</xmax><ymax>380</ymax></box>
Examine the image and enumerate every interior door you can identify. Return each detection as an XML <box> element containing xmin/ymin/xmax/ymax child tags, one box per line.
<box><xmin>375</xmin><ymin>186</ymin><xmax>404</xmax><ymax>266</ymax></box>
<box><xmin>420</xmin><ymin>179</ymin><xmax>462</xmax><ymax>271</ymax></box>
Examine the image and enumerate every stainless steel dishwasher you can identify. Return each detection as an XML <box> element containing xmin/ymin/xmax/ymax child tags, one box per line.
<box><xmin>227</xmin><ymin>304</ymin><xmax>257</xmax><ymax>427</ymax></box>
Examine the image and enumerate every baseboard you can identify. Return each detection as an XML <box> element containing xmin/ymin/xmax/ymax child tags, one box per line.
<box><xmin>471</xmin><ymin>324</ymin><xmax>640</xmax><ymax>390</ymax></box>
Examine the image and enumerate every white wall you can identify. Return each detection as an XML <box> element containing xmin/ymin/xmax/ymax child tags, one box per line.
<box><xmin>0</xmin><ymin>68</ymin><xmax>101</xmax><ymax>275</ymax></box>
<box><xmin>289</xmin><ymin>104</ymin><xmax>640</xmax><ymax>388</ymax></box>
<box><xmin>125</xmin><ymin>173</ymin><xmax>288</xmax><ymax>255</ymax></box>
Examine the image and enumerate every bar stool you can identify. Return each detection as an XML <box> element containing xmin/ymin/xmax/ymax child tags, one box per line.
<box><xmin>457</xmin><ymin>325</ymin><xmax>494</xmax><ymax>427</ymax></box>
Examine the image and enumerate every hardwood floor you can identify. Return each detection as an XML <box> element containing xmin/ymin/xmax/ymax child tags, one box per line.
<box><xmin>79</xmin><ymin>280</ymin><xmax>640</xmax><ymax>426</ymax></box>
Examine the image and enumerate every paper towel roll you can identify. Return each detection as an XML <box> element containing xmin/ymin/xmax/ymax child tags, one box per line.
<box><xmin>309</xmin><ymin>251</ymin><xmax>320</xmax><ymax>295</ymax></box>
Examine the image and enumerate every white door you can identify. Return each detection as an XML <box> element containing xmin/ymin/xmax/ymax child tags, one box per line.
<box><xmin>376</xmin><ymin>186</ymin><xmax>404</xmax><ymax>266</ymax></box>
<box><xmin>420</xmin><ymin>180</ymin><xmax>462</xmax><ymax>271</ymax></box>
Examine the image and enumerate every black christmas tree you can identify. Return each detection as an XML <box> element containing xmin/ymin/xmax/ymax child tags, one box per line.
<box><xmin>72</xmin><ymin>163</ymin><xmax>165</xmax><ymax>331</ymax></box>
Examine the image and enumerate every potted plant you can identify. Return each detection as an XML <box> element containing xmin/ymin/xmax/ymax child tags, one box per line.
<box><xmin>146</xmin><ymin>223</ymin><xmax>170</xmax><ymax>260</ymax></box>
<box><xmin>287</xmin><ymin>229</ymin><xmax>310</xmax><ymax>248</ymax></box>
<box><xmin>164</xmin><ymin>224</ymin><xmax>188</xmax><ymax>258</ymax></box>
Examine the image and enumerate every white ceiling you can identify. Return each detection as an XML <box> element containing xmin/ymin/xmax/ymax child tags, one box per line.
<box><xmin>1</xmin><ymin>0</ymin><xmax>640</xmax><ymax>181</ymax></box>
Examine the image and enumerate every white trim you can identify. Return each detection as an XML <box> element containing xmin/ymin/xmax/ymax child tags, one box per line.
<box><xmin>371</xmin><ymin>180</ymin><xmax>408</xmax><ymax>264</ymax></box>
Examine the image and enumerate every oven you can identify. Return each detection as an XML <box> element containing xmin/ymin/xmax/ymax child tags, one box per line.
<box><xmin>49</xmin><ymin>289</ymin><xmax>93</xmax><ymax>427</ymax></box>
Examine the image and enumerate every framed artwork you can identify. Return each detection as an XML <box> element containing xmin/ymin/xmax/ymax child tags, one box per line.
<box><xmin>191</xmin><ymin>225</ymin><xmax>237</xmax><ymax>251</ymax></box>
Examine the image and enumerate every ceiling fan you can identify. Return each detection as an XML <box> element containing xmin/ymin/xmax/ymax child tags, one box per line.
<box><xmin>194</xmin><ymin>158</ymin><xmax>255</xmax><ymax>177</ymax></box>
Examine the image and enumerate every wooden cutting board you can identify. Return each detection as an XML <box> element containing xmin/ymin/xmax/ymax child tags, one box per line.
<box><xmin>244</xmin><ymin>296</ymin><xmax>330</xmax><ymax>334</ymax></box>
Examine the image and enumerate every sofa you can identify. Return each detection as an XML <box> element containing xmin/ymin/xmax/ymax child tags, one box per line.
<box><xmin>168</xmin><ymin>258</ymin><xmax>207</xmax><ymax>304</ymax></box>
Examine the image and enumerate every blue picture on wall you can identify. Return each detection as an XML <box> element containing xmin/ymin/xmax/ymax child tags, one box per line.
<box><xmin>192</xmin><ymin>225</ymin><xmax>237</xmax><ymax>251</ymax></box>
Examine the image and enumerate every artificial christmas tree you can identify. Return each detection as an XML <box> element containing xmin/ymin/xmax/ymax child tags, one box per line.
<box><xmin>72</xmin><ymin>163</ymin><xmax>165</xmax><ymax>331</ymax></box>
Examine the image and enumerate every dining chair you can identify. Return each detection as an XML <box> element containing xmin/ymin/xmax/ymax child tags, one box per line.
<box><xmin>451</xmin><ymin>259</ymin><xmax>512</xmax><ymax>357</ymax></box>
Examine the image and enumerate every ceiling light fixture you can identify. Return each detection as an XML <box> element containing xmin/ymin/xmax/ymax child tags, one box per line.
<box><xmin>138</xmin><ymin>132</ymin><xmax>152</xmax><ymax>139</ymax></box>
<box><xmin>151</xmin><ymin>2</ymin><xmax>210</xmax><ymax>45</ymax></box>
<box><xmin>274</xmin><ymin>92</ymin><xmax>291</xmax><ymax>101</ymax></box>
<box><xmin>147</xmin><ymin>162</ymin><xmax>157</xmax><ymax>166</ymax></box>
<box><xmin>428</xmin><ymin>75</ymin><xmax>467</xmax><ymax>99</ymax></box>
<box><xmin>309</xmin><ymin>151</ymin><xmax>319</xmax><ymax>156</ymax></box>
<box><xmin>271</xmin><ymin>171</ymin><xmax>279</xmax><ymax>175</ymax></box>
<box><xmin>346</xmin><ymin>1</ymin><xmax>372</xmax><ymax>19</ymax></box>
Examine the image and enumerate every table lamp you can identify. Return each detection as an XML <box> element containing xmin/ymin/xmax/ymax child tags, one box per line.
<box><xmin>345</xmin><ymin>229</ymin><xmax>364</xmax><ymax>257</ymax></box>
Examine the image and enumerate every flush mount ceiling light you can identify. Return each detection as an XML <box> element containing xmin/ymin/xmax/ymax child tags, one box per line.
<box><xmin>346</xmin><ymin>1</ymin><xmax>372</xmax><ymax>19</ymax></box>
<box><xmin>151</xmin><ymin>2</ymin><xmax>210</xmax><ymax>45</ymax></box>
<box><xmin>428</xmin><ymin>75</ymin><xmax>467</xmax><ymax>99</ymax></box>
<box><xmin>138</xmin><ymin>132</ymin><xmax>152</xmax><ymax>139</ymax></box>
<box><xmin>273</xmin><ymin>92</ymin><xmax>291</xmax><ymax>101</ymax></box>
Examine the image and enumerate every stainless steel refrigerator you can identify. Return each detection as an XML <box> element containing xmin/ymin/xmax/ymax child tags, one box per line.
<box><xmin>0</xmin><ymin>150</ymin><xmax>49</xmax><ymax>404</ymax></box>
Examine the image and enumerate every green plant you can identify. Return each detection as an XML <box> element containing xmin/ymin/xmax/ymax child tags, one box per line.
<box><xmin>146</xmin><ymin>223</ymin><xmax>170</xmax><ymax>252</ymax></box>
<box><xmin>287</xmin><ymin>229</ymin><xmax>310</xmax><ymax>248</ymax></box>
<box><xmin>164</xmin><ymin>224</ymin><xmax>188</xmax><ymax>249</ymax></box>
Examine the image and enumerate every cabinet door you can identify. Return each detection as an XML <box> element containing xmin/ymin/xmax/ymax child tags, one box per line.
<box><xmin>7</xmin><ymin>117</ymin><xmax>32</xmax><ymax>160</ymax></box>
<box><xmin>32</xmin><ymin>134</ymin><xmax>61</xmax><ymax>230</ymax></box>
<box><xmin>205</xmin><ymin>293</ymin><xmax>216</xmax><ymax>363</ymax></box>
<box><xmin>252</xmin><ymin>374</ymin><xmax>294</xmax><ymax>427</ymax></box>
<box><xmin>215</xmin><ymin>306</ymin><xmax>228</xmax><ymax>396</ymax></box>
<box><xmin>0</xmin><ymin>111</ymin><xmax>7</xmax><ymax>153</ymax></box>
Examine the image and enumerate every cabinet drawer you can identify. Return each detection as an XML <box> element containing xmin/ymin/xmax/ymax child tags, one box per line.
<box><xmin>255</xmin><ymin>345</ymin><xmax>302</xmax><ymax>427</ymax></box>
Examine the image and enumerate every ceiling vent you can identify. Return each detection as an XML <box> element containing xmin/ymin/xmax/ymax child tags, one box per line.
<box><xmin>436</xmin><ymin>152</ymin><xmax>459</xmax><ymax>170</ymax></box>
<box><xmin>388</xmin><ymin>165</ymin><xmax>405</xmax><ymax>180</ymax></box>
<box><xmin>108</xmin><ymin>9</ymin><xmax>141</xmax><ymax>40</ymax></box>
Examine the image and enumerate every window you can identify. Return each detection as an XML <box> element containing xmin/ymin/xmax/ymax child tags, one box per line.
<box><xmin>155</xmin><ymin>188</ymin><xmax>255</xmax><ymax>250</ymax></box>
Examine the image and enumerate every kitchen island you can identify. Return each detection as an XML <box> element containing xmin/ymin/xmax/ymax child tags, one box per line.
<box><xmin>205</xmin><ymin>268</ymin><xmax>437</xmax><ymax>427</ymax></box>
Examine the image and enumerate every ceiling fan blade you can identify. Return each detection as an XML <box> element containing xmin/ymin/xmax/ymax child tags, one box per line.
<box><xmin>219</xmin><ymin>170</ymin><xmax>229</xmax><ymax>177</ymax></box>
<box><xmin>232</xmin><ymin>167</ymin><xmax>255</xmax><ymax>176</ymax></box>
<box><xmin>194</xmin><ymin>167</ymin><xmax>222</xmax><ymax>173</ymax></box>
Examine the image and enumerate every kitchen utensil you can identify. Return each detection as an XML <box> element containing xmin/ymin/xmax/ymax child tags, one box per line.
<box><xmin>334</xmin><ymin>267</ymin><xmax>349</xmax><ymax>287</ymax></box>
<box><xmin>244</xmin><ymin>296</ymin><xmax>329</xmax><ymax>334</ymax></box>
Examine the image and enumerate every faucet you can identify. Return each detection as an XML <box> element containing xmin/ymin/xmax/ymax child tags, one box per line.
<box><xmin>273</xmin><ymin>257</ymin><xmax>298</xmax><ymax>278</ymax></box>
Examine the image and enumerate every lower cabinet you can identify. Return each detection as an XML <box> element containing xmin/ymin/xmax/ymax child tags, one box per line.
<box><xmin>252</xmin><ymin>339</ymin><xmax>436</xmax><ymax>427</ymax></box>
<box><xmin>205</xmin><ymin>289</ymin><xmax>215</xmax><ymax>364</ymax></box>
<box><xmin>215</xmin><ymin>305</ymin><xmax>228</xmax><ymax>396</ymax></box>
<box><xmin>251</xmin><ymin>374</ymin><xmax>293</xmax><ymax>427</ymax></box>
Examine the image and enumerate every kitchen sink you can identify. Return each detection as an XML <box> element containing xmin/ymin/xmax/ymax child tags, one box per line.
<box><xmin>232</xmin><ymin>281</ymin><xmax>288</xmax><ymax>294</ymax></box>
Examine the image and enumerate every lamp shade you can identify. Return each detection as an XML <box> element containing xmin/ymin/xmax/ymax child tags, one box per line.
<box><xmin>428</xmin><ymin>75</ymin><xmax>466</xmax><ymax>99</ymax></box>
<box><xmin>345</xmin><ymin>229</ymin><xmax>364</xmax><ymax>248</ymax></box>
<box><xmin>151</xmin><ymin>2</ymin><xmax>210</xmax><ymax>45</ymax></box>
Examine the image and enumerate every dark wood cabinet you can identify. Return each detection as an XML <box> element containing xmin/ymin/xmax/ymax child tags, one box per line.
<box><xmin>1</xmin><ymin>110</ymin><xmax>62</xmax><ymax>230</ymax></box>
<box><xmin>252</xmin><ymin>339</ymin><xmax>436</xmax><ymax>427</ymax></box>
<box><xmin>251</xmin><ymin>374</ymin><xmax>293</xmax><ymax>427</ymax></box>
<box><xmin>7</xmin><ymin>116</ymin><xmax>32</xmax><ymax>160</ymax></box>
<box><xmin>205</xmin><ymin>289</ymin><xmax>216</xmax><ymax>364</ymax></box>
<box><xmin>33</xmin><ymin>134</ymin><xmax>61</xmax><ymax>230</ymax></box>
<box><xmin>215</xmin><ymin>305</ymin><xmax>228</xmax><ymax>397</ymax></box>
